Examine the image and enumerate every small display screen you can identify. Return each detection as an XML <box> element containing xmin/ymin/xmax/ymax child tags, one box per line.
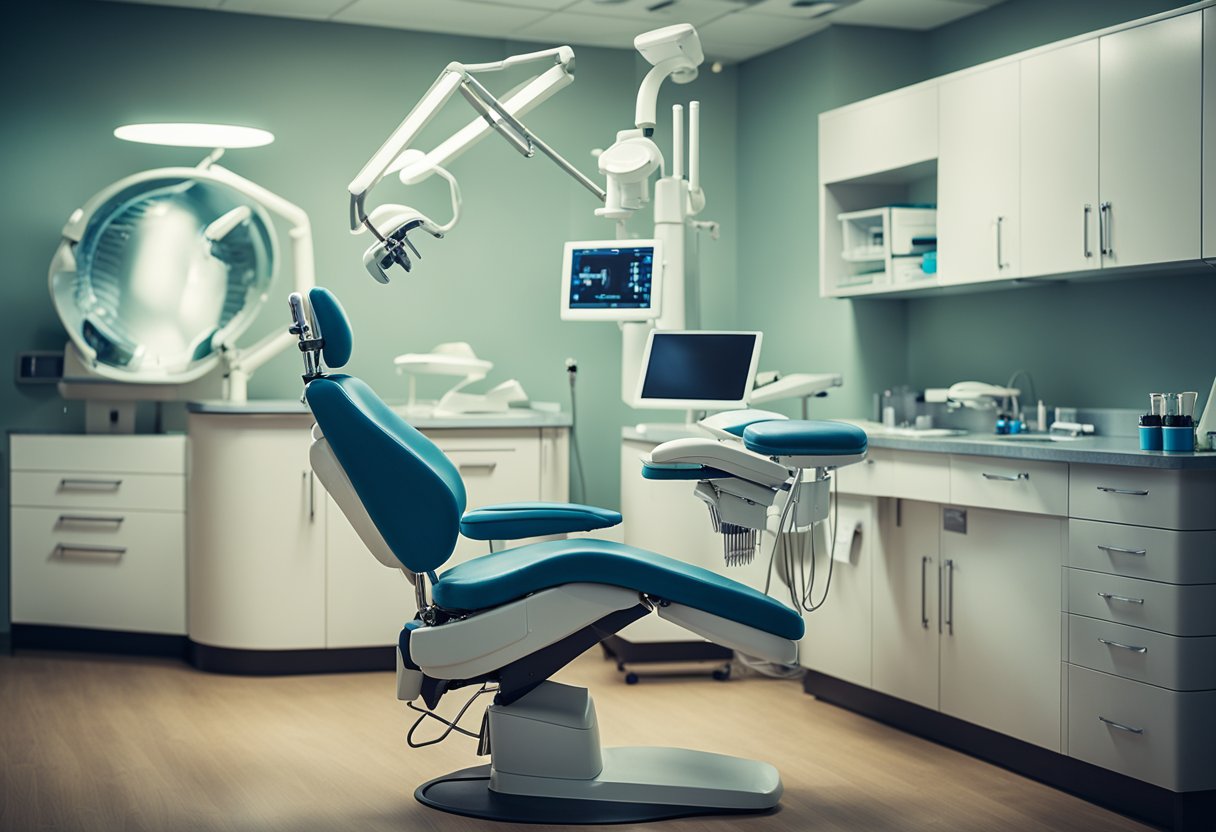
<box><xmin>566</xmin><ymin>245</ymin><xmax>656</xmax><ymax>311</ymax></box>
<box><xmin>639</xmin><ymin>332</ymin><xmax>759</xmax><ymax>403</ymax></box>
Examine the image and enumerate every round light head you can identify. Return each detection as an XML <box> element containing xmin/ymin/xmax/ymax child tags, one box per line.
<box><xmin>113</xmin><ymin>123</ymin><xmax>274</xmax><ymax>149</ymax></box>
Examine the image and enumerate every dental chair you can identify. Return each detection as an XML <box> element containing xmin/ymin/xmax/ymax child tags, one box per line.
<box><xmin>287</xmin><ymin>287</ymin><xmax>865</xmax><ymax>823</ymax></box>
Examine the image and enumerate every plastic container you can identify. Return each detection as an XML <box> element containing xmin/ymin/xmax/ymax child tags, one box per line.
<box><xmin>1162</xmin><ymin>425</ymin><xmax>1194</xmax><ymax>453</ymax></box>
<box><xmin>1138</xmin><ymin>425</ymin><xmax>1163</xmax><ymax>451</ymax></box>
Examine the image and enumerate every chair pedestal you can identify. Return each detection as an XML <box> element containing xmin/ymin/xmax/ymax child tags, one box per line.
<box><xmin>415</xmin><ymin>680</ymin><xmax>782</xmax><ymax>823</ymax></box>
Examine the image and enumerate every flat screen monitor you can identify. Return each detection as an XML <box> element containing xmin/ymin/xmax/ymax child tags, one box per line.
<box><xmin>560</xmin><ymin>239</ymin><xmax>663</xmax><ymax>321</ymax></box>
<box><xmin>633</xmin><ymin>330</ymin><xmax>763</xmax><ymax>411</ymax></box>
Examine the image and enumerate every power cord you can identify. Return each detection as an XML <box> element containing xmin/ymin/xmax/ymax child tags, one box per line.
<box><xmin>405</xmin><ymin>683</ymin><xmax>497</xmax><ymax>749</ymax></box>
<box><xmin>566</xmin><ymin>358</ymin><xmax>588</xmax><ymax>505</ymax></box>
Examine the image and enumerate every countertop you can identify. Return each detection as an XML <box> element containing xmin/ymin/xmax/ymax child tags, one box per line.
<box><xmin>188</xmin><ymin>399</ymin><xmax>572</xmax><ymax>429</ymax></box>
<box><xmin>622</xmin><ymin>421</ymin><xmax>1216</xmax><ymax>470</ymax></box>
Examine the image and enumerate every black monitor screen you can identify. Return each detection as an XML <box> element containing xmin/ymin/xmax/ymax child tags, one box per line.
<box><xmin>639</xmin><ymin>332</ymin><xmax>758</xmax><ymax>403</ymax></box>
<box><xmin>567</xmin><ymin>245</ymin><xmax>656</xmax><ymax>310</ymax></box>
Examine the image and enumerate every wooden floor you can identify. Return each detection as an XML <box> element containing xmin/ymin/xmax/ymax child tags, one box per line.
<box><xmin>0</xmin><ymin>649</ymin><xmax>1153</xmax><ymax>832</ymax></box>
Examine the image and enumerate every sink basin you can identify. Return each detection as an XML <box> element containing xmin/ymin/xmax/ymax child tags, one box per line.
<box><xmin>987</xmin><ymin>433</ymin><xmax>1085</xmax><ymax>443</ymax></box>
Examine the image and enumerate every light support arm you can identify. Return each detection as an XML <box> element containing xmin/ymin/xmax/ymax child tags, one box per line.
<box><xmin>204</xmin><ymin>162</ymin><xmax>316</xmax><ymax>403</ymax></box>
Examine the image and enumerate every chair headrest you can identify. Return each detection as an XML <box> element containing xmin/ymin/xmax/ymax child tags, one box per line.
<box><xmin>308</xmin><ymin>287</ymin><xmax>353</xmax><ymax>369</ymax></box>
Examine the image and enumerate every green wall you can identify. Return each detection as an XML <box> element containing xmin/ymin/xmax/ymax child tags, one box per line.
<box><xmin>0</xmin><ymin>0</ymin><xmax>738</xmax><ymax>635</ymax></box>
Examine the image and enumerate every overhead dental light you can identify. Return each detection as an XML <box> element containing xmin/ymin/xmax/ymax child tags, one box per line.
<box><xmin>50</xmin><ymin>122</ymin><xmax>314</xmax><ymax>431</ymax></box>
<box><xmin>113</xmin><ymin>122</ymin><xmax>275</xmax><ymax>149</ymax></box>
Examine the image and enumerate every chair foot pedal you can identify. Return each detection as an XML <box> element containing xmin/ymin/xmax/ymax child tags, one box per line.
<box><xmin>415</xmin><ymin>765</ymin><xmax>773</xmax><ymax>824</ymax></box>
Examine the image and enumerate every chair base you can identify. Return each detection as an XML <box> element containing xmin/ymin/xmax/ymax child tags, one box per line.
<box><xmin>416</xmin><ymin>759</ymin><xmax>779</xmax><ymax>824</ymax></box>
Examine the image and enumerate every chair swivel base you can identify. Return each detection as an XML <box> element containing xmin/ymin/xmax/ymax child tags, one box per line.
<box><xmin>417</xmin><ymin>747</ymin><xmax>782</xmax><ymax>824</ymax></box>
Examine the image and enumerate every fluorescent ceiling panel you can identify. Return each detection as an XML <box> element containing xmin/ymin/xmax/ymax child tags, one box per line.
<box><xmin>336</xmin><ymin>0</ymin><xmax>549</xmax><ymax>36</ymax></box>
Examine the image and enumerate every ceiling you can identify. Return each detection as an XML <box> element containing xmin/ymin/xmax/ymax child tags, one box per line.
<box><xmin>104</xmin><ymin>0</ymin><xmax>1007</xmax><ymax>62</ymax></box>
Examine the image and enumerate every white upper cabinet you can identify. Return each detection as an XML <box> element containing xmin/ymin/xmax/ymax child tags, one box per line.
<box><xmin>1099</xmin><ymin>12</ymin><xmax>1202</xmax><ymax>269</ymax></box>
<box><xmin>1020</xmin><ymin>40</ymin><xmax>1100</xmax><ymax>278</ymax></box>
<box><xmin>819</xmin><ymin>85</ymin><xmax>938</xmax><ymax>185</ymax></box>
<box><xmin>1204</xmin><ymin>8</ymin><xmax>1216</xmax><ymax>260</ymax></box>
<box><xmin>937</xmin><ymin>62</ymin><xmax>1020</xmax><ymax>284</ymax></box>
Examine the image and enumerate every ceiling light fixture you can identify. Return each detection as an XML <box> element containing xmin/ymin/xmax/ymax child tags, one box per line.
<box><xmin>113</xmin><ymin>123</ymin><xmax>275</xmax><ymax>149</ymax></box>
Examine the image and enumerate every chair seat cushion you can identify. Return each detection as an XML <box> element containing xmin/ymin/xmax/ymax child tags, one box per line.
<box><xmin>460</xmin><ymin>502</ymin><xmax>622</xmax><ymax>541</ymax></box>
<box><xmin>743</xmin><ymin>419</ymin><xmax>868</xmax><ymax>457</ymax></box>
<box><xmin>432</xmin><ymin>539</ymin><xmax>804</xmax><ymax>641</ymax></box>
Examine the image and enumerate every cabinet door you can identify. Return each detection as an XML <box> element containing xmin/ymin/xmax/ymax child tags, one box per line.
<box><xmin>940</xmin><ymin>508</ymin><xmax>1063</xmax><ymax>751</ymax></box>
<box><xmin>1100</xmin><ymin>12</ymin><xmax>1202</xmax><ymax>268</ymax></box>
<box><xmin>938</xmin><ymin>62</ymin><xmax>1020</xmax><ymax>284</ymax></box>
<box><xmin>1204</xmin><ymin>9</ymin><xmax>1216</xmax><ymax>259</ymax></box>
<box><xmin>325</xmin><ymin>497</ymin><xmax>414</xmax><ymax>649</ymax></box>
<box><xmin>1020</xmin><ymin>41</ymin><xmax>1100</xmax><ymax>278</ymax></box>
<box><xmin>187</xmin><ymin>417</ymin><xmax>327</xmax><ymax>650</ymax></box>
<box><xmin>872</xmin><ymin>500</ymin><xmax>941</xmax><ymax>711</ymax></box>
<box><xmin>798</xmin><ymin>495</ymin><xmax>874</xmax><ymax>689</ymax></box>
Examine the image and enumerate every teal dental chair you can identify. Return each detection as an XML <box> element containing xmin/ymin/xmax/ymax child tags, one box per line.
<box><xmin>288</xmin><ymin>287</ymin><xmax>814</xmax><ymax>824</ymax></box>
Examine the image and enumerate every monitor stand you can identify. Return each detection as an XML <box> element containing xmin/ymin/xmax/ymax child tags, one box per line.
<box><xmin>632</xmin><ymin>411</ymin><xmax>708</xmax><ymax>442</ymax></box>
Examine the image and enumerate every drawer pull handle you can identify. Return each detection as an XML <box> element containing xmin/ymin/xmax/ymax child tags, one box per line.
<box><xmin>1098</xmin><ymin>592</ymin><xmax>1144</xmax><ymax>605</ymax></box>
<box><xmin>1096</xmin><ymin>486</ymin><xmax>1149</xmax><ymax>496</ymax></box>
<box><xmin>57</xmin><ymin>515</ymin><xmax>124</xmax><ymax>528</ymax></box>
<box><xmin>1097</xmin><ymin>544</ymin><xmax>1147</xmax><ymax>557</ymax></box>
<box><xmin>1098</xmin><ymin>638</ymin><xmax>1148</xmax><ymax>654</ymax></box>
<box><xmin>54</xmin><ymin>544</ymin><xmax>126</xmax><ymax>561</ymax></box>
<box><xmin>458</xmin><ymin>463</ymin><xmax>498</xmax><ymax>474</ymax></box>
<box><xmin>59</xmin><ymin>478</ymin><xmax>123</xmax><ymax>491</ymax></box>
<box><xmin>981</xmin><ymin>472</ymin><xmax>1029</xmax><ymax>481</ymax></box>
<box><xmin>1098</xmin><ymin>716</ymin><xmax>1144</xmax><ymax>735</ymax></box>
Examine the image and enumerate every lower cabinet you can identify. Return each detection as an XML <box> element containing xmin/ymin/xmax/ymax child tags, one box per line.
<box><xmin>187</xmin><ymin>413</ymin><xmax>568</xmax><ymax>652</ymax></box>
<box><xmin>939</xmin><ymin>507</ymin><xmax>1064</xmax><ymax>751</ymax></box>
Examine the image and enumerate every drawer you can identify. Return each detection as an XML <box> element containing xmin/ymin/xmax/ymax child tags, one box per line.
<box><xmin>11</xmin><ymin>506</ymin><xmax>185</xmax><ymax>634</ymax></box>
<box><xmin>11</xmin><ymin>434</ymin><xmax>186</xmax><ymax>475</ymax></box>
<box><xmin>834</xmin><ymin>447</ymin><xmax>950</xmax><ymax>502</ymax></box>
<box><xmin>1069</xmin><ymin>464</ymin><xmax>1216</xmax><ymax>530</ymax></box>
<box><xmin>1068</xmin><ymin>520</ymin><xmax>1216</xmax><ymax>584</ymax></box>
<box><xmin>1066</xmin><ymin>568</ymin><xmax>1216</xmax><ymax>636</ymax></box>
<box><xmin>11</xmin><ymin>471</ymin><xmax>185</xmax><ymax>512</ymax></box>
<box><xmin>1067</xmin><ymin>664</ymin><xmax>1216</xmax><ymax>791</ymax></box>
<box><xmin>1068</xmin><ymin>614</ymin><xmax>1216</xmax><ymax>691</ymax></box>
<box><xmin>949</xmin><ymin>455</ymin><xmax>1068</xmax><ymax>516</ymax></box>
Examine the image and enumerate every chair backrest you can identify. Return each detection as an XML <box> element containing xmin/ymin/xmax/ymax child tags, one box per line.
<box><xmin>302</xmin><ymin>288</ymin><xmax>467</xmax><ymax>576</ymax></box>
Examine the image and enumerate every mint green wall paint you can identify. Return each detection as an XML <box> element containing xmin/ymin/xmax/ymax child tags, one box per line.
<box><xmin>0</xmin><ymin>0</ymin><xmax>738</xmax><ymax>633</ymax></box>
<box><xmin>736</xmin><ymin>26</ymin><xmax>932</xmax><ymax>421</ymax></box>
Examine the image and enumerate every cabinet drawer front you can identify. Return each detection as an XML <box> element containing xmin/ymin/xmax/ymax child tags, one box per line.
<box><xmin>835</xmin><ymin>448</ymin><xmax>950</xmax><ymax>501</ymax></box>
<box><xmin>11</xmin><ymin>507</ymin><xmax>185</xmax><ymax>634</ymax></box>
<box><xmin>11</xmin><ymin>434</ymin><xmax>186</xmax><ymax>475</ymax></box>
<box><xmin>11</xmin><ymin>471</ymin><xmax>185</xmax><ymax>512</ymax></box>
<box><xmin>949</xmin><ymin>455</ymin><xmax>1068</xmax><ymax>515</ymax></box>
<box><xmin>1068</xmin><ymin>614</ymin><xmax>1216</xmax><ymax>691</ymax></box>
<box><xmin>1066</xmin><ymin>569</ymin><xmax>1216</xmax><ymax>636</ymax></box>
<box><xmin>440</xmin><ymin>440</ymin><xmax>542</xmax><ymax>565</ymax></box>
<box><xmin>1068</xmin><ymin>520</ymin><xmax>1216</xmax><ymax>584</ymax></box>
<box><xmin>1067</xmin><ymin>664</ymin><xmax>1216</xmax><ymax>792</ymax></box>
<box><xmin>1069</xmin><ymin>465</ymin><xmax>1216</xmax><ymax>530</ymax></box>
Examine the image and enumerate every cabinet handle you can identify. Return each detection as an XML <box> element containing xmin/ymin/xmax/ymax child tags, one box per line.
<box><xmin>920</xmin><ymin>556</ymin><xmax>930</xmax><ymax>629</ymax></box>
<box><xmin>308</xmin><ymin>470</ymin><xmax>316</xmax><ymax>523</ymax></box>
<box><xmin>937</xmin><ymin>562</ymin><xmax>943</xmax><ymax>634</ymax></box>
<box><xmin>458</xmin><ymin>462</ymin><xmax>499</xmax><ymax>474</ymax></box>
<box><xmin>1083</xmin><ymin>204</ymin><xmax>1092</xmax><ymax>258</ymax></box>
<box><xmin>994</xmin><ymin>216</ymin><xmax>1009</xmax><ymax>270</ymax></box>
<box><xmin>57</xmin><ymin>514</ymin><xmax>124</xmax><ymax>528</ymax></box>
<box><xmin>59</xmin><ymin>478</ymin><xmax>122</xmax><ymax>491</ymax></box>
<box><xmin>1104</xmin><ymin>199</ymin><xmax>1113</xmax><ymax>255</ymax></box>
<box><xmin>981</xmin><ymin>471</ymin><xmax>1029</xmax><ymax>482</ymax></box>
<box><xmin>1098</xmin><ymin>638</ymin><xmax>1148</xmax><ymax>654</ymax></box>
<box><xmin>1098</xmin><ymin>592</ymin><xmax>1144</xmax><ymax>605</ymax></box>
<box><xmin>1098</xmin><ymin>716</ymin><xmax>1143</xmax><ymax>735</ymax></box>
<box><xmin>1097</xmin><ymin>544</ymin><xmax>1147</xmax><ymax>557</ymax></box>
<box><xmin>54</xmin><ymin>543</ymin><xmax>126</xmax><ymax>561</ymax></box>
<box><xmin>944</xmin><ymin>559</ymin><xmax>954</xmax><ymax>635</ymax></box>
<box><xmin>1096</xmin><ymin>486</ymin><xmax>1149</xmax><ymax>496</ymax></box>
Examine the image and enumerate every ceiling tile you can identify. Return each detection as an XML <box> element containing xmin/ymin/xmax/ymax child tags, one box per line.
<box><xmin>104</xmin><ymin>0</ymin><xmax>224</xmax><ymax>9</ymax></box>
<box><xmin>217</xmin><ymin>0</ymin><xmax>352</xmax><ymax>19</ymax></box>
<box><xmin>561</xmin><ymin>0</ymin><xmax>739</xmax><ymax>28</ymax></box>
<box><xmin>828</xmin><ymin>0</ymin><xmax>987</xmax><ymax>30</ymax></box>
<box><xmin>698</xmin><ymin>11</ymin><xmax>827</xmax><ymax>60</ymax></box>
<box><xmin>745</xmin><ymin>0</ymin><xmax>845</xmax><ymax>20</ymax></box>
<box><xmin>335</xmin><ymin>0</ymin><xmax>549</xmax><ymax>37</ymax></box>
<box><xmin>510</xmin><ymin>11</ymin><xmax>667</xmax><ymax>49</ymax></box>
<box><xmin>467</xmin><ymin>0</ymin><xmax>582</xmax><ymax>9</ymax></box>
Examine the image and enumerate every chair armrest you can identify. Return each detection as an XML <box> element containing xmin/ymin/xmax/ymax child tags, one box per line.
<box><xmin>459</xmin><ymin>502</ymin><xmax>622</xmax><ymax>541</ymax></box>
